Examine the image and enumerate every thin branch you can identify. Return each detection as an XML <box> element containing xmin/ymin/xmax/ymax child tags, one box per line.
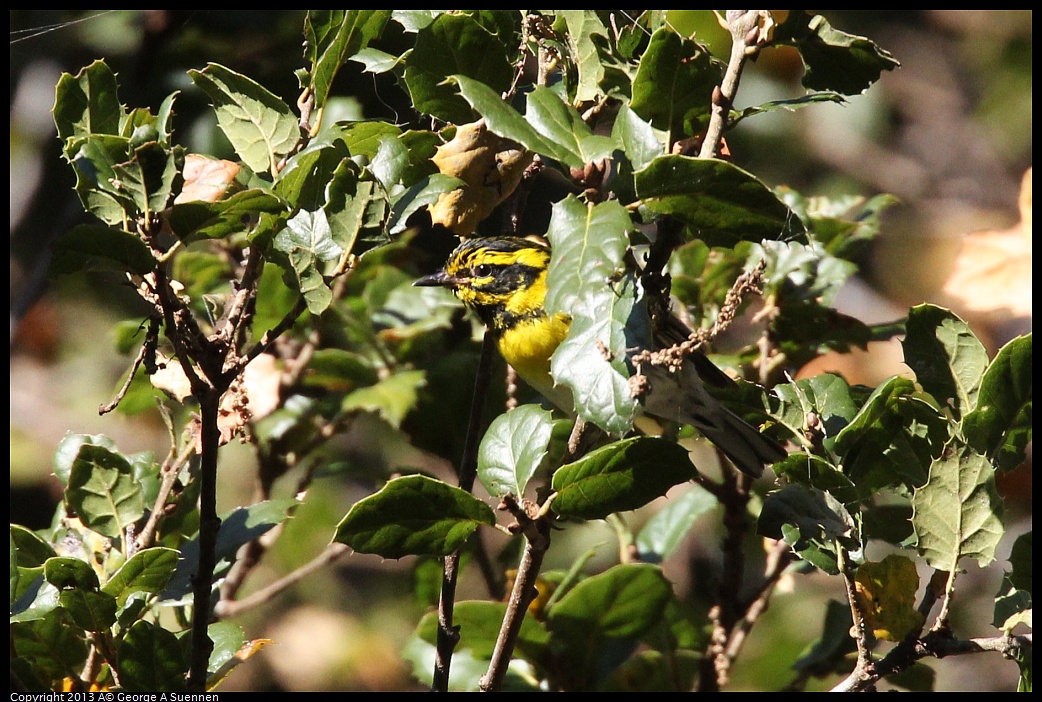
<box><xmin>699</xmin><ymin>10</ymin><xmax>768</xmax><ymax>160</ymax></box>
<box><xmin>722</xmin><ymin>538</ymin><xmax>792</xmax><ymax>663</ymax></box>
<box><xmin>186</xmin><ymin>391</ymin><xmax>223</xmax><ymax>692</ymax></box>
<box><xmin>213</xmin><ymin>544</ymin><xmax>350</xmax><ymax>619</ymax></box>
<box><xmin>432</xmin><ymin>332</ymin><xmax>497</xmax><ymax>692</ymax></box>
<box><xmin>135</xmin><ymin>440</ymin><xmax>195</xmax><ymax>550</ymax></box>
<box><xmin>479</xmin><ymin>499</ymin><xmax>552</xmax><ymax>692</ymax></box>
<box><xmin>837</xmin><ymin>542</ymin><xmax>876</xmax><ymax>683</ymax></box>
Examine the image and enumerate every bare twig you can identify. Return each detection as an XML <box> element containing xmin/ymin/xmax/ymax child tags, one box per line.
<box><xmin>432</xmin><ymin>332</ymin><xmax>497</xmax><ymax>692</ymax></box>
<box><xmin>837</xmin><ymin>542</ymin><xmax>876</xmax><ymax>684</ymax></box>
<box><xmin>213</xmin><ymin>544</ymin><xmax>350</xmax><ymax>619</ymax></box>
<box><xmin>699</xmin><ymin>11</ymin><xmax>770</xmax><ymax>160</ymax></box>
<box><xmin>479</xmin><ymin>498</ymin><xmax>552</xmax><ymax>692</ymax></box>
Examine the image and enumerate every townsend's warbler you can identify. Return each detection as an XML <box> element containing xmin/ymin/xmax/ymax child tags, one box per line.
<box><xmin>415</xmin><ymin>236</ymin><xmax>786</xmax><ymax>478</ymax></box>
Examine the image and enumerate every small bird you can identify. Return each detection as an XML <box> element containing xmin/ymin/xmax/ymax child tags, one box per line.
<box><xmin>415</xmin><ymin>236</ymin><xmax>786</xmax><ymax>477</ymax></box>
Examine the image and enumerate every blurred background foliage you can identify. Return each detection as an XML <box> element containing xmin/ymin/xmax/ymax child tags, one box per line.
<box><xmin>9</xmin><ymin>10</ymin><xmax>1031</xmax><ymax>691</ymax></box>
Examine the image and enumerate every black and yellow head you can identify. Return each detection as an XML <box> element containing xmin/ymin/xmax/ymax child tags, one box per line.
<box><xmin>414</xmin><ymin>237</ymin><xmax>552</xmax><ymax>332</ymax></box>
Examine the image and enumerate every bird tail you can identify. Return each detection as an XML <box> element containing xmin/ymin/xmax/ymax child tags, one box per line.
<box><xmin>684</xmin><ymin>400</ymin><xmax>787</xmax><ymax>478</ymax></box>
<box><xmin>643</xmin><ymin>366</ymin><xmax>787</xmax><ymax>479</ymax></box>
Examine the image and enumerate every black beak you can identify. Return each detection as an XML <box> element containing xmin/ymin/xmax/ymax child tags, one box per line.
<box><xmin>414</xmin><ymin>270</ymin><xmax>460</xmax><ymax>289</ymax></box>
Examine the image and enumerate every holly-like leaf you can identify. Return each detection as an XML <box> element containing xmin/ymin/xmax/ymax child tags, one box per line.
<box><xmin>635</xmin><ymin>155</ymin><xmax>805</xmax><ymax>247</ymax></box>
<box><xmin>962</xmin><ymin>334</ymin><xmax>1032</xmax><ymax>471</ymax></box>
<box><xmin>65</xmin><ymin>443</ymin><xmax>145</xmax><ymax>540</ymax></box>
<box><xmin>630</xmin><ymin>27</ymin><xmax>720</xmax><ymax>138</ymax></box>
<box><xmin>304</xmin><ymin>10</ymin><xmax>392</xmax><ymax>110</ymax></box>
<box><xmin>912</xmin><ymin>440</ymin><xmax>1004</xmax><ymax>571</ymax></box>
<box><xmin>273</xmin><ymin>209</ymin><xmax>342</xmax><ymax>314</ymax></box>
<box><xmin>402</xmin><ymin>13</ymin><xmax>515</xmax><ymax>124</ymax></box>
<box><xmin>478</xmin><ymin>405</ymin><xmax>558</xmax><ymax>498</ymax></box>
<box><xmin>903</xmin><ymin>304</ymin><xmax>989</xmax><ymax>419</ymax></box>
<box><xmin>334</xmin><ymin>475</ymin><xmax>496</xmax><ymax>558</ymax></box>
<box><xmin>53</xmin><ymin>59</ymin><xmax>122</xmax><ymax>152</ymax></box>
<box><xmin>776</xmin><ymin>12</ymin><xmax>900</xmax><ymax>96</ymax></box>
<box><xmin>545</xmin><ymin>197</ymin><xmax>646</xmax><ymax>435</ymax></box>
<box><xmin>758</xmin><ymin>484</ymin><xmax>859</xmax><ymax>574</ymax></box>
<box><xmin>101</xmin><ymin>547</ymin><xmax>180</xmax><ymax>608</ymax></box>
<box><xmin>189</xmin><ymin>63</ymin><xmax>299</xmax><ymax>175</ymax></box>
<box><xmin>551</xmin><ymin>437</ymin><xmax>694</xmax><ymax>520</ymax></box>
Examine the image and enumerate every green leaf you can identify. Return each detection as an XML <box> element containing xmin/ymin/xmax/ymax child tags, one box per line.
<box><xmin>101</xmin><ymin>547</ymin><xmax>179</xmax><ymax>608</ymax></box>
<box><xmin>274</xmin><ymin>208</ymin><xmax>341</xmax><ymax>314</ymax></box>
<box><xmin>304</xmin><ymin>10</ymin><xmax>392</xmax><ymax>109</ymax></box>
<box><xmin>58</xmin><ymin>588</ymin><xmax>118</xmax><ymax>632</ymax></box>
<box><xmin>771</xmin><ymin>373</ymin><xmax>858</xmax><ymax>442</ymax></box>
<box><xmin>65</xmin><ymin>443</ymin><xmax>145</xmax><ymax>539</ymax></box>
<box><xmin>912</xmin><ymin>440</ymin><xmax>1004</xmax><ymax>570</ymax></box>
<box><xmin>43</xmin><ymin>557</ymin><xmax>100</xmax><ymax>591</ymax></box>
<box><xmin>333</xmin><ymin>474</ymin><xmax>496</xmax><ymax>558</ymax></box>
<box><xmin>545</xmin><ymin>197</ymin><xmax>646</xmax><ymax>435</ymax></box>
<box><xmin>328</xmin><ymin>168</ymin><xmax>390</xmax><ymax>254</ymax></box>
<box><xmin>771</xmin><ymin>453</ymin><xmax>859</xmax><ymax>506</ymax></box>
<box><xmin>10</xmin><ymin>525</ymin><xmax>56</xmax><ymax>569</ymax></box>
<box><xmin>452</xmin><ymin>77</ymin><xmax>610</xmax><ymax>171</ymax></box>
<box><xmin>962</xmin><ymin>334</ymin><xmax>1032</xmax><ymax>471</ymax></box>
<box><xmin>388</xmin><ymin>173</ymin><xmax>464</xmax><ymax>234</ymax></box>
<box><xmin>342</xmin><ymin>369</ymin><xmax>427</xmax><ymax>429</ymax></box>
<box><xmin>403</xmin><ymin>14</ymin><xmax>515</xmax><ymax>124</ymax></box>
<box><xmin>831</xmin><ymin>376</ymin><xmax>936</xmax><ymax>491</ymax></box>
<box><xmin>733</xmin><ymin>92</ymin><xmax>847</xmax><ymax>124</ymax></box>
<box><xmin>10</xmin><ymin>612</ymin><xmax>89</xmax><ymax>685</ymax></box>
<box><xmin>611</xmin><ymin>105</ymin><xmax>664</xmax><ymax>173</ymax></box>
<box><xmin>478</xmin><ymin>405</ymin><xmax>558</xmax><ymax>498</ymax></box>
<box><xmin>206</xmin><ymin>620</ymin><xmax>249</xmax><ymax>688</ymax></box>
<box><xmin>49</xmin><ymin>224</ymin><xmax>153</xmax><ymax>276</ymax></box>
<box><xmin>523</xmin><ymin>86</ymin><xmax>616</xmax><ymax>167</ymax></box>
<box><xmin>635</xmin><ymin>155</ymin><xmax>805</xmax><ymax>246</ymax></box>
<box><xmin>545</xmin><ymin>563</ymin><xmax>672</xmax><ymax>687</ymax></box>
<box><xmin>53</xmin><ymin>433</ymin><xmax>120</xmax><ymax>486</ymax></box>
<box><xmin>993</xmin><ymin>531</ymin><xmax>1032</xmax><ymax>633</ymax></box>
<box><xmin>630</xmin><ymin>28</ymin><xmax>721</xmax><ymax>138</ymax></box>
<box><xmin>117</xmin><ymin>620</ymin><xmax>188</xmax><ymax>692</ymax></box>
<box><xmin>189</xmin><ymin>63</ymin><xmax>300</xmax><ymax>175</ymax></box>
<box><xmin>903</xmin><ymin>304</ymin><xmax>989</xmax><ymax>419</ymax></box>
<box><xmin>350</xmin><ymin>47</ymin><xmax>404</xmax><ymax>74</ymax></box>
<box><xmin>168</xmin><ymin>188</ymin><xmax>286</xmax><ymax>243</ymax></box>
<box><xmin>558</xmin><ymin>11</ymin><xmax>612</xmax><ymax>103</ymax></box>
<box><xmin>635</xmin><ymin>484</ymin><xmax>717</xmax><ymax>562</ymax></box>
<box><xmin>66</xmin><ymin>134</ymin><xmax>167</xmax><ymax>225</ymax></box>
<box><xmin>551</xmin><ymin>437</ymin><xmax>694</xmax><ymax>520</ymax></box>
<box><xmin>758</xmin><ymin>485</ymin><xmax>859</xmax><ymax>574</ymax></box>
<box><xmin>53</xmin><ymin>59</ymin><xmax>123</xmax><ymax>150</ymax></box>
<box><xmin>776</xmin><ymin>13</ymin><xmax>900</xmax><ymax>96</ymax></box>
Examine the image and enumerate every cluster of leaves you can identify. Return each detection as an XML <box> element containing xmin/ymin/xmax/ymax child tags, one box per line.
<box><xmin>10</xmin><ymin>10</ymin><xmax>1030</xmax><ymax>693</ymax></box>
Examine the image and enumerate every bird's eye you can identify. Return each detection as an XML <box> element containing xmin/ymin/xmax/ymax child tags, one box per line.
<box><xmin>473</xmin><ymin>264</ymin><xmax>492</xmax><ymax>277</ymax></box>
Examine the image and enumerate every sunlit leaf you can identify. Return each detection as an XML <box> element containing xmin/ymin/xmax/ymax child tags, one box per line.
<box><xmin>478</xmin><ymin>405</ymin><xmax>557</xmax><ymax>498</ymax></box>
<box><xmin>189</xmin><ymin>63</ymin><xmax>299</xmax><ymax>175</ymax></box>
<box><xmin>912</xmin><ymin>440</ymin><xmax>1003</xmax><ymax>571</ymax></box>
<box><xmin>334</xmin><ymin>475</ymin><xmax>495</xmax><ymax>558</ymax></box>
